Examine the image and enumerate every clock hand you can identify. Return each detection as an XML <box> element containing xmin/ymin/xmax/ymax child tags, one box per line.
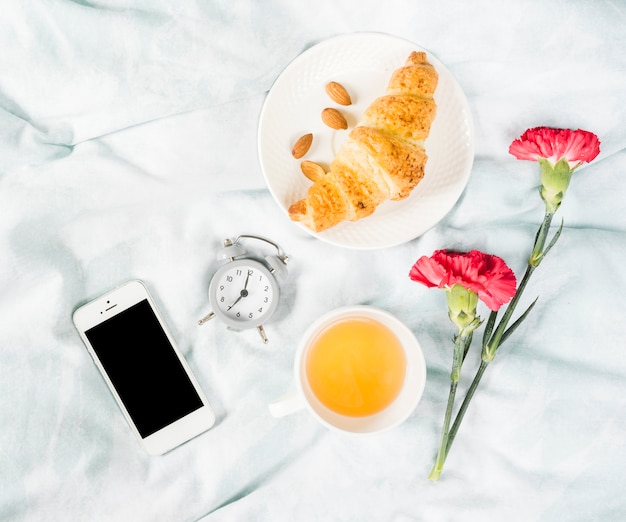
<box><xmin>227</xmin><ymin>286</ymin><xmax>249</xmax><ymax>311</ymax></box>
<box><xmin>226</xmin><ymin>294</ymin><xmax>242</xmax><ymax>311</ymax></box>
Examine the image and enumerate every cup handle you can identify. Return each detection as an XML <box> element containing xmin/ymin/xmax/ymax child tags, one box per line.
<box><xmin>268</xmin><ymin>387</ymin><xmax>306</xmax><ymax>418</ymax></box>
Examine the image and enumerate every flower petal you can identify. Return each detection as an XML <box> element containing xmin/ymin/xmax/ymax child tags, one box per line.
<box><xmin>509</xmin><ymin>126</ymin><xmax>600</xmax><ymax>166</ymax></box>
<box><xmin>409</xmin><ymin>250</ymin><xmax>517</xmax><ymax>311</ymax></box>
<box><xmin>409</xmin><ymin>251</ymin><xmax>448</xmax><ymax>288</ymax></box>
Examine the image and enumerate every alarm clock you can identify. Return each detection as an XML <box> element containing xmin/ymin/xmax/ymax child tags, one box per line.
<box><xmin>198</xmin><ymin>234</ymin><xmax>290</xmax><ymax>343</ymax></box>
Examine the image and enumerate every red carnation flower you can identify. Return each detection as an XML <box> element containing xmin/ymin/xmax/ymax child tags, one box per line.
<box><xmin>508</xmin><ymin>127</ymin><xmax>600</xmax><ymax>168</ymax></box>
<box><xmin>409</xmin><ymin>250</ymin><xmax>517</xmax><ymax>311</ymax></box>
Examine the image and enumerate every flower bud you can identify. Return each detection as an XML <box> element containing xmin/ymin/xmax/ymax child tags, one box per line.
<box><xmin>445</xmin><ymin>284</ymin><xmax>479</xmax><ymax>331</ymax></box>
<box><xmin>538</xmin><ymin>157</ymin><xmax>573</xmax><ymax>213</ymax></box>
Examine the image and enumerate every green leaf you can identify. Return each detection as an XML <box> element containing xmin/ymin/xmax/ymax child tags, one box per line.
<box><xmin>542</xmin><ymin>218</ymin><xmax>564</xmax><ymax>258</ymax></box>
<box><xmin>499</xmin><ymin>297</ymin><xmax>539</xmax><ymax>346</ymax></box>
<box><xmin>482</xmin><ymin>310</ymin><xmax>498</xmax><ymax>349</ymax></box>
<box><xmin>461</xmin><ymin>329</ymin><xmax>476</xmax><ymax>362</ymax></box>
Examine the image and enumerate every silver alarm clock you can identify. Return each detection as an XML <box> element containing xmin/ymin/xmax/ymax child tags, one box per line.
<box><xmin>198</xmin><ymin>235</ymin><xmax>289</xmax><ymax>343</ymax></box>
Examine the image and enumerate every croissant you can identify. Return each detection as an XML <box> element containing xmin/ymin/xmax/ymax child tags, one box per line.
<box><xmin>288</xmin><ymin>51</ymin><xmax>438</xmax><ymax>233</ymax></box>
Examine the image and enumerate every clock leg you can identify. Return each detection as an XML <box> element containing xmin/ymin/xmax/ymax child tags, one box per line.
<box><xmin>198</xmin><ymin>311</ymin><xmax>216</xmax><ymax>326</ymax></box>
<box><xmin>257</xmin><ymin>324</ymin><xmax>269</xmax><ymax>344</ymax></box>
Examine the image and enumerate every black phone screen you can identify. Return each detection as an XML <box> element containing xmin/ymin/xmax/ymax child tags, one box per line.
<box><xmin>85</xmin><ymin>299</ymin><xmax>204</xmax><ymax>438</ymax></box>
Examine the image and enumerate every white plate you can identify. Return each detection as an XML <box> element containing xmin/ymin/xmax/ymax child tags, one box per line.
<box><xmin>258</xmin><ymin>32</ymin><xmax>474</xmax><ymax>249</ymax></box>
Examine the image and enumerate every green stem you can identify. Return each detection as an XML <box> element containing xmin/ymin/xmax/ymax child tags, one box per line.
<box><xmin>445</xmin><ymin>360</ymin><xmax>488</xmax><ymax>455</ymax></box>
<box><xmin>428</xmin><ymin>380</ymin><xmax>458</xmax><ymax>481</ymax></box>
<box><xmin>529</xmin><ymin>211</ymin><xmax>555</xmax><ymax>267</ymax></box>
<box><xmin>440</xmin><ymin>211</ymin><xmax>558</xmax><ymax>466</ymax></box>
<box><xmin>483</xmin><ymin>212</ymin><xmax>553</xmax><ymax>361</ymax></box>
<box><xmin>482</xmin><ymin>263</ymin><xmax>535</xmax><ymax>361</ymax></box>
<box><xmin>428</xmin><ymin>331</ymin><xmax>472</xmax><ymax>481</ymax></box>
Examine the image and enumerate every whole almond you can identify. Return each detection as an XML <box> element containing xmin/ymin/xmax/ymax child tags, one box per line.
<box><xmin>325</xmin><ymin>81</ymin><xmax>352</xmax><ymax>106</ymax></box>
<box><xmin>321</xmin><ymin>108</ymin><xmax>348</xmax><ymax>130</ymax></box>
<box><xmin>300</xmin><ymin>160</ymin><xmax>326</xmax><ymax>182</ymax></box>
<box><xmin>291</xmin><ymin>133</ymin><xmax>313</xmax><ymax>159</ymax></box>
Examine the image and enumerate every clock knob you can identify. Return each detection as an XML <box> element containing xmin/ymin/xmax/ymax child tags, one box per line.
<box><xmin>264</xmin><ymin>254</ymin><xmax>289</xmax><ymax>279</ymax></box>
<box><xmin>216</xmin><ymin>242</ymin><xmax>247</xmax><ymax>261</ymax></box>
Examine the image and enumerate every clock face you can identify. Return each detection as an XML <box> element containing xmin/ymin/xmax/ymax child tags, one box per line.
<box><xmin>209</xmin><ymin>259</ymin><xmax>279</xmax><ymax>328</ymax></box>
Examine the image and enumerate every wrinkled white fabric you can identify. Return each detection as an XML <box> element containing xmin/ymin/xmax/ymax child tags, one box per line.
<box><xmin>1</xmin><ymin>1</ymin><xmax>625</xmax><ymax>521</ymax></box>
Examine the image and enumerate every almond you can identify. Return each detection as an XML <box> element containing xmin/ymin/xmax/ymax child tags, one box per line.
<box><xmin>325</xmin><ymin>81</ymin><xmax>352</xmax><ymax>106</ymax></box>
<box><xmin>321</xmin><ymin>108</ymin><xmax>348</xmax><ymax>130</ymax></box>
<box><xmin>291</xmin><ymin>133</ymin><xmax>313</xmax><ymax>159</ymax></box>
<box><xmin>300</xmin><ymin>160</ymin><xmax>326</xmax><ymax>182</ymax></box>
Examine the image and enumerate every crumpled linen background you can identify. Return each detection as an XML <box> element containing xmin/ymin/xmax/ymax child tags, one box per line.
<box><xmin>1</xmin><ymin>1</ymin><xmax>625</xmax><ymax>521</ymax></box>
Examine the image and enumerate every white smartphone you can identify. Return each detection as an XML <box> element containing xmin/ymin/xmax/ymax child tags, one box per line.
<box><xmin>72</xmin><ymin>280</ymin><xmax>215</xmax><ymax>455</ymax></box>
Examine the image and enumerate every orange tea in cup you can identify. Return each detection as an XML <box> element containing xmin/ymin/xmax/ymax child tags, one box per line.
<box><xmin>305</xmin><ymin>317</ymin><xmax>407</xmax><ymax>417</ymax></box>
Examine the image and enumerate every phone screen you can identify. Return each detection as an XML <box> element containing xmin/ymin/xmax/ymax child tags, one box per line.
<box><xmin>85</xmin><ymin>299</ymin><xmax>204</xmax><ymax>438</ymax></box>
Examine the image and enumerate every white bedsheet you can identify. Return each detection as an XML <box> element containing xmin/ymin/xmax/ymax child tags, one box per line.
<box><xmin>2</xmin><ymin>1</ymin><xmax>626</xmax><ymax>521</ymax></box>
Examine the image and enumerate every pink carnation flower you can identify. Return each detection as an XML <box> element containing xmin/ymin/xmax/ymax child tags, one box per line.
<box><xmin>508</xmin><ymin>127</ymin><xmax>600</xmax><ymax>168</ymax></box>
<box><xmin>409</xmin><ymin>250</ymin><xmax>517</xmax><ymax>311</ymax></box>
